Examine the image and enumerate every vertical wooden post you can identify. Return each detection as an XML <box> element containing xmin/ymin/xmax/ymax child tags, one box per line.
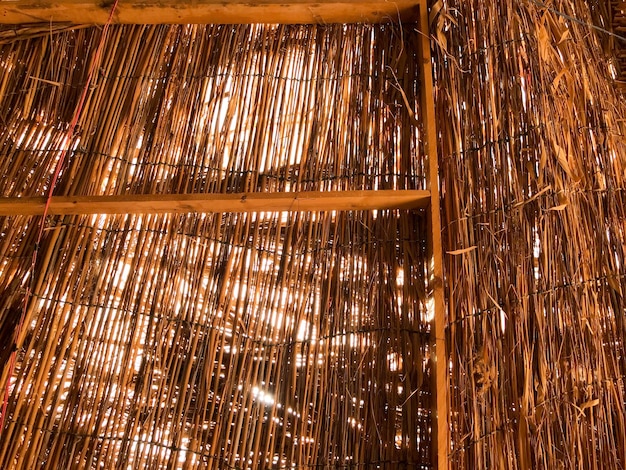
<box><xmin>416</xmin><ymin>3</ymin><xmax>450</xmax><ymax>469</ymax></box>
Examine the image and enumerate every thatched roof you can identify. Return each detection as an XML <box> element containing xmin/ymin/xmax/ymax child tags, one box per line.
<box><xmin>433</xmin><ymin>0</ymin><xmax>626</xmax><ymax>468</ymax></box>
<box><xmin>0</xmin><ymin>0</ymin><xmax>625</xmax><ymax>469</ymax></box>
<box><xmin>608</xmin><ymin>0</ymin><xmax>626</xmax><ymax>83</ymax></box>
<box><xmin>0</xmin><ymin>23</ymin><xmax>435</xmax><ymax>468</ymax></box>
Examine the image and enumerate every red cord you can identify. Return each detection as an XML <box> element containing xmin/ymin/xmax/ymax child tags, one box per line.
<box><xmin>0</xmin><ymin>0</ymin><xmax>120</xmax><ymax>435</ymax></box>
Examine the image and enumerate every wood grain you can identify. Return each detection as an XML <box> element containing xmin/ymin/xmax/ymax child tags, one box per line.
<box><xmin>0</xmin><ymin>190</ymin><xmax>431</xmax><ymax>215</ymax></box>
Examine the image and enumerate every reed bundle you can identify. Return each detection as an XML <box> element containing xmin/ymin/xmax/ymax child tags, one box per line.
<box><xmin>1</xmin><ymin>0</ymin><xmax>625</xmax><ymax>467</ymax></box>
<box><xmin>432</xmin><ymin>0</ymin><xmax>626</xmax><ymax>468</ymax></box>
<box><xmin>0</xmin><ymin>24</ymin><xmax>433</xmax><ymax>468</ymax></box>
<box><xmin>608</xmin><ymin>0</ymin><xmax>626</xmax><ymax>83</ymax></box>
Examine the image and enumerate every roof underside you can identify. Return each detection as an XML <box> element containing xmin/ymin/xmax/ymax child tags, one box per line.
<box><xmin>0</xmin><ymin>0</ymin><xmax>625</xmax><ymax>469</ymax></box>
<box><xmin>0</xmin><ymin>23</ymin><xmax>435</xmax><ymax>469</ymax></box>
<box><xmin>608</xmin><ymin>0</ymin><xmax>626</xmax><ymax>83</ymax></box>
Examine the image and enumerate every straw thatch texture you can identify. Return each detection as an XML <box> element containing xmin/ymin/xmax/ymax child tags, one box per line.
<box><xmin>0</xmin><ymin>24</ymin><xmax>433</xmax><ymax>468</ymax></box>
<box><xmin>0</xmin><ymin>24</ymin><xmax>424</xmax><ymax>198</ymax></box>
<box><xmin>432</xmin><ymin>0</ymin><xmax>626</xmax><ymax>468</ymax></box>
<box><xmin>608</xmin><ymin>0</ymin><xmax>626</xmax><ymax>83</ymax></box>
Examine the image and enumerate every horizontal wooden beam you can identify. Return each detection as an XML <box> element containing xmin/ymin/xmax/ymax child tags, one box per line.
<box><xmin>0</xmin><ymin>0</ymin><xmax>422</xmax><ymax>25</ymax></box>
<box><xmin>0</xmin><ymin>190</ymin><xmax>430</xmax><ymax>216</ymax></box>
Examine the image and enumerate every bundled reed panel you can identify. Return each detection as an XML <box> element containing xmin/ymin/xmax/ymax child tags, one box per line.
<box><xmin>608</xmin><ymin>0</ymin><xmax>626</xmax><ymax>84</ymax></box>
<box><xmin>432</xmin><ymin>0</ymin><xmax>626</xmax><ymax>468</ymax></box>
<box><xmin>0</xmin><ymin>210</ymin><xmax>432</xmax><ymax>468</ymax></box>
<box><xmin>0</xmin><ymin>24</ymin><xmax>432</xmax><ymax>468</ymax></box>
<box><xmin>0</xmin><ymin>24</ymin><xmax>425</xmax><ymax>198</ymax></box>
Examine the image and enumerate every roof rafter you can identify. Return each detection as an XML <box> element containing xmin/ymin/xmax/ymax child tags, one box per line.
<box><xmin>0</xmin><ymin>190</ymin><xmax>431</xmax><ymax>215</ymax></box>
<box><xmin>0</xmin><ymin>0</ymin><xmax>422</xmax><ymax>25</ymax></box>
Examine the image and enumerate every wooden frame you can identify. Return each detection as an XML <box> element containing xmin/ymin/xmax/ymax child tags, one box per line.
<box><xmin>0</xmin><ymin>3</ymin><xmax>449</xmax><ymax>469</ymax></box>
<box><xmin>0</xmin><ymin>190</ymin><xmax>430</xmax><ymax>215</ymax></box>
<box><xmin>0</xmin><ymin>0</ymin><xmax>419</xmax><ymax>25</ymax></box>
<box><xmin>416</xmin><ymin>7</ymin><xmax>450</xmax><ymax>470</ymax></box>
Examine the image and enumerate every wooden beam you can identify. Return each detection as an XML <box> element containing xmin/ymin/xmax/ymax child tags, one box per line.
<box><xmin>0</xmin><ymin>190</ymin><xmax>430</xmax><ymax>216</ymax></box>
<box><xmin>0</xmin><ymin>0</ymin><xmax>422</xmax><ymax>25</ymax></box>
<box><xmin>417</xmin><ymin>5</ymin><xmax>450</xmax><ymax>470</ymax></box>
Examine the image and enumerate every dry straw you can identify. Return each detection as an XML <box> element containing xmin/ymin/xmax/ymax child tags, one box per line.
<box><xmin>0</xmin><ymin>24</ymin><xmax>433</xmax><ymax>468</ymax></box>
<box><xmin>1</xmin><ymin>0</ymin><xmax>625</xmax><ymax>467</ymax></box>
<box><xmin>605</xmin><ymin>0</ymin><xmax>626</xmax><ymax>84</ymax></box>
<box><xmin>432</xmin><ymin>0</ymin><xmax>626</xmax><ymax>468</ymax></box>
